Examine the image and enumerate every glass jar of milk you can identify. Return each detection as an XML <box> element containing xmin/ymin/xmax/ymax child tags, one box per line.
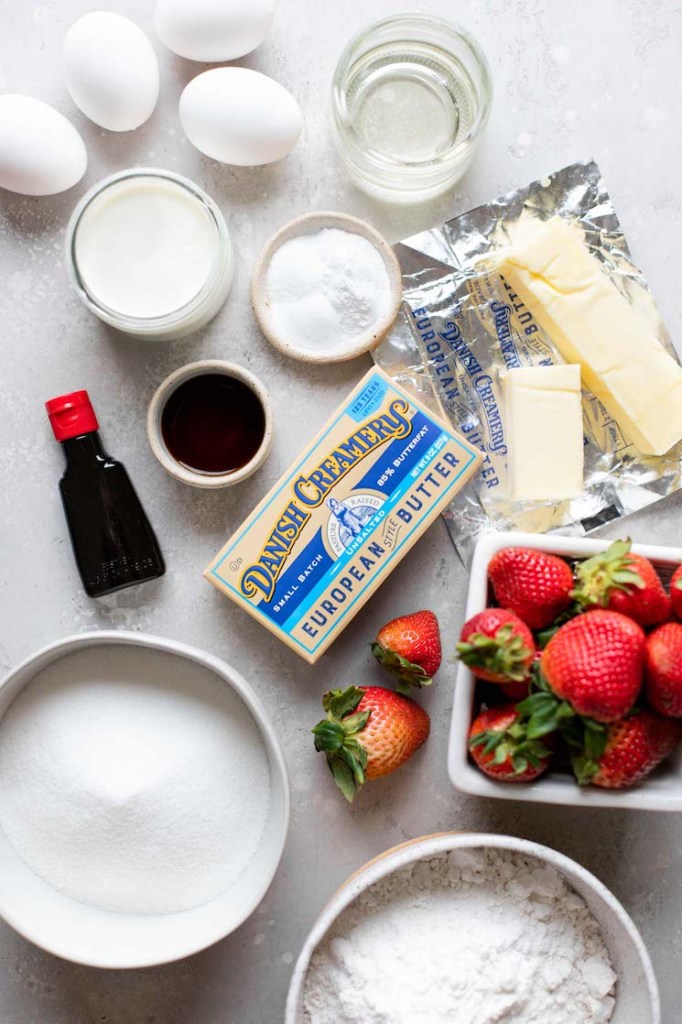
<box><xmin>66</xmin><ymin>169</ymin><xmax>234</xmax><ymax>341</ymax></box>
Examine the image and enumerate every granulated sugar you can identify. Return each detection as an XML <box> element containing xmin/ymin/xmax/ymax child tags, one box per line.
<box><xmin>265</xmin><ymin>227</ymin><xmax>392</xmax><ymax>353</ymax></box>
<box><xmin>0</xmin><ymin>646</ymin><xmax>271</xmax><ymax>915</ymax></box>
<box><xmin>303</xmin><ymin>847</ymin><xmax>617</xmax><ymax>1024</ymax></box>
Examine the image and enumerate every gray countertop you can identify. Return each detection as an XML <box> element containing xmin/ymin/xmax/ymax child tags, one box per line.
<box><xmin>1</xmin><ymin>0</ymin><xmax>681</xmax><ymax>1020</ymax></box>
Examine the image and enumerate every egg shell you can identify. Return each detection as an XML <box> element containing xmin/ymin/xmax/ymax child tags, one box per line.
<box><xmin>179</xmin><ymin>67</ymin><xmax>302</xmax><ymax>167</ymax></box>
<box><xmin>0</xmin><ymin>95</ymin><xmax>87</xmax><ymax>196</ymax></box>
<box><xmin>64</xmin><ymin>11</ymin><xmax>160</xmax><ymax>132</ymax></box>
<box><xmin>154</xmin><ymin>0</ymin><xmax>276</xmax><ymax>62</ymax></box>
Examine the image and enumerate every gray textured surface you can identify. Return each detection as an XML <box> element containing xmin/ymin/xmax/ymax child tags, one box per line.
<box><xmin>0</xmin><ymin>0</ymin><xmax>681</xmax><ymax>1021</ymax></box>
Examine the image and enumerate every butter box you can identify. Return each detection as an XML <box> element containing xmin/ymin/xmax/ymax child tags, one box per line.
<box><xmin>204</xmin><ymin>368</ymin><xmax>482</xmax><ymax>662</ymax></box>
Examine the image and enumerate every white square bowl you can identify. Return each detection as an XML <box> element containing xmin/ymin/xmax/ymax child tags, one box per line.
<box><xmin>448</xmin><ymin>530</ymin><xmax>682</xmax><ymax>812</ymax></box>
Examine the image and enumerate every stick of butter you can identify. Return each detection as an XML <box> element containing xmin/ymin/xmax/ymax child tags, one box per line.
<box><xmin>204</xmin><ymin>368</ymin><xmax>482</xmax><ymax>663</ymax></box>
<box><xmin>503</xmin><ymin>365</ymin><xmax>584</xmax><ymax>501</ymax></box>
<box><xmin>497</xmin><ymin>216</ymin><xmax>682</xmax><ymax>457</ymax></box>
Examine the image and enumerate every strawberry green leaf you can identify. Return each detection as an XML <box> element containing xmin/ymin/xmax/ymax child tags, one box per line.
<box><xmin>339</xmin><ymin>735</ymin><xmax>368</xmax><ymax>771</ymax></box>
<box><xmin>469</xmin><ymin>723</ymin><xmax>552</xmax><ymax>775</ymax></box>
<box><xmin>328</xmin><ymin>757</ymin><xmax>358</xmax><ymax>802</ymax></box>
<box><xmin>371</xmin><ymin>642</ymin><xmax>432</xmax><ymax>693</ymax></box>
<box><xmin>515</xmin><ymin>691</ymin><xmax>556</xmax><ymax>717</ymax></box>
<box><xmin>558</xmin><ymin>714</ymin><xmax>607</xmax><ymax>785</ymax></box>
<box><xmin>314</xmin><ymin>687</ymin><xmax>374</xmax><ymax>801</ymax></box>
<box><xmin>572</xmin><ymin>538</ymin><xmax>644</xmax><ymax>608</ymax></box>
<box><xmin>312</xmin><ymin>720</ymin><xmax>346</xmax><ymax>752</ymax></box>
<box><xmin>322</xmin><ymin>686</ymin><xmax>364</xmax><ymax>718</ymax></box>
<box><xmin>493</xmin><ymin>743</ymin><xmax>510</xmax><ymax>765</ymax></box>
<box><xmin>456</xmin><ymin>624</ymin><xmax>532</xmax><ymax>682</ymax></box>
<box><xmin>583</xmin><ymin>718</ymin><xmax>608</xmax><ymax>759</ymax></box>
<box><xmin>340</xmin><ymin>710</ymin><xmax>371</xmax><ymax>735</ymax></box>
<box><xmin>517</xmin><ymin>689</ymin><xmax>575</xmax><ymax>740</ymax></box>
<box><xmin>571</xmin><ymin>754</ymin><xmax>600</xmax><ymax>786</ymax></box>
<box><xmin>338</xmin><ymin>745</ymin><xmax>366</xmax><ymax>785</ymax></box>
<box><xmin>470</xmin><ymin>729</ymin><xmax>503</xmax><ymax>754</ymax></box>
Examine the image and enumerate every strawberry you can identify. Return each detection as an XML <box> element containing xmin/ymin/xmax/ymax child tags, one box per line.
<box><xmin>541</xmin><ymin>609</ymin><xmax>645</xmax><ymax>723</ymax></box>
<box><xmin>670</xmin><ymin>564</ymin><xmax>682</xmax><ymax>621</ymax></box>
<box><xmin>645</xmin><ymin>622</ymin><xmax>682</xmax><ymax>717</ymax></box>
<box><xmin>371</xmin><ymin>610</ymin><xmax>441</xmax><ymax>694</ymax></box>
<box><xmin>468</xmin><ymin>705</ymin><xmax>552</xmax><ymax>782</ymax></box>
<box><xmin>500</xmin><ymin>679</ymin><xmax>532</xmax><ymax>702</ymax></box>
<box><xmin>567</xmin><ymin>710</ymin><xmax>682</xmax><ymax>788</ymax></box>
<box><xmin>456</xmin><ymin>608</ymin><xmax>535</xmax><ymax>684</ymax></box>
<box><xmin>572</xmin><ymin>539</ymin><xmax>670</xmax><ymax>627</ymax></box>
<box><xmin>487</xmin><ymin>547</ymin><xmax>573</xmax><ymax>630</ymax></box>
<box><xmin>312</xmin><ymin>686</ymin><xmax>430</xmax><ymax>801</ymax></box>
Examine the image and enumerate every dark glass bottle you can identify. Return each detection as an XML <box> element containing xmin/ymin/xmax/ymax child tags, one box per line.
<box><xmin>46</xmin><ymin>390</ymin><xmax>165</xmax><ymax>597</ymax></box>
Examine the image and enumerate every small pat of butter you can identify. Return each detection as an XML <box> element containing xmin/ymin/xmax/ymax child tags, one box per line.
<box><xmin>503</xmin><ymin>364</ymin><xmax>584</xmax><ymax>502</ymax></box>
<box><xmin>497</xmin><ymin>216</ymin><xmax>682</xmax><ymax>457</ymax></box>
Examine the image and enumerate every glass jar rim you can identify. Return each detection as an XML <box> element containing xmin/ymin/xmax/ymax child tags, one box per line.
<box><xmin>65</xmin><ymin>167</ymin><xmax>233</xmax><ymax>333</ymax></box>
<box><xmin>331</xmin><ymin>12</ymin><xmax>493</xmax><ymax>173</ymax></box>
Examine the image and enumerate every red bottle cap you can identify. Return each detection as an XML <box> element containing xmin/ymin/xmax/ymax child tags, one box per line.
<box><xmin>45</xmin><ymin>390</ymin><xmax>99</xmax><ymax>442</ymax></box>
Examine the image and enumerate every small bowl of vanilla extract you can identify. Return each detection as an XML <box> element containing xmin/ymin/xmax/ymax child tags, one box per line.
<box><xmin>147</xmin><ymin>361</ymin><xmax>272</xmax><ymax>488</ymax></box>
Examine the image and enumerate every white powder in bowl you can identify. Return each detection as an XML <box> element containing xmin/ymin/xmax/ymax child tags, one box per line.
<box><xmin>303</xmin><ymin>848</ymin><xmax>617</xmax><ymax>1024</ymax></box>
<box><xmin>0</xmin><ymin>646</ymin><xmax>271</xmax><ymax>915</ymax></box>
<box><xmin>265</xmin><ymin>227</ymin><xmax>392</xmax><ymax>354</ymax></box>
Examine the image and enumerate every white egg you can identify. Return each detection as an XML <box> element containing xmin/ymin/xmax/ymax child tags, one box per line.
<box><xmin>179</xmin><ymin>68</ymin><xmax>302</xmax><ymax>167</ymax></box>
<box><xmin>154</xmin><ymin>0</ymin><xmax>276</xmax><ymax>62</ymax></box>
<box><xmin>63</xmin><ymin>11</ymin><xmax>160</xmax><ymax>132</ymax></box>
<box><xmin>0</xmin><ymin>95</ymin><xmax>87</xmax><ymax>196</ymax></box>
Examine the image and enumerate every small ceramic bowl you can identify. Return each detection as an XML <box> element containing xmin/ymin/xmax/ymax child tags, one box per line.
<box><xmin>449</xmin><ymin>531</ymin><xmax>682</xmax><ymax>811</ymax></box>
<box><xmin>147</xmin><ymin>359</ymin><xmax>273</xmax><ymax>489</ymax></box>
<box><xmin>251</xmin><ymin>211</ymin><xmax>403</xmax><ymax>364</ymax></box>
<box><xmin>285</xmin><ymin>832</ymin><xmax>660</xmax><ymax>1024</ymax></box>
<box><xmin>0</xmin><ymin>631</ymin><xmax>290</xmax><ymax>968</ymax></box>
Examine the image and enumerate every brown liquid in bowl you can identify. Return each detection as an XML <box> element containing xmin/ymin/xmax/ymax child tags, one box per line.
<box><xmin>161</xmin><ymin>373</ymin><xmax>266</xmax><ymax>474</ymax></box>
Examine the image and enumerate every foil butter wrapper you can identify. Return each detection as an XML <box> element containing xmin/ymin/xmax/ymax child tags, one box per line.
<box><xmin>375</xmin><ymin>160</ymin><xmax>682</xmax><ymax>564</ymax></box>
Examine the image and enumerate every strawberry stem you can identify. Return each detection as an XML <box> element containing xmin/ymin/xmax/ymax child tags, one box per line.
<box><xmin>559</xmin><ymin>714</ymin><xmax>608</xmax><ymax>785</ymax></box>
<box><xmin>371</xmin><ymin>642</ymin><xmax>432</xmax><ymax>693</ymax></box>
<box><xmin>469</xmin><ymin>726</ymin><xmax>551</xmax><ymax>775</ymax></box>
<box><xmin>515</xmin><ymin>683</ymin><xmax>575</xmax><ymax>739</ymax></box>
<box><xmin>571</xmin><ymin>538</ymin><xmax>644</xmax><ymax>610</ymax></box>
<box><xmin>313</xmin><ymin>687</ymin><xmax>371</xmax><ymax>803</ymax></box>
<box><xmin>456</xmin><ymin>624</ymin><xmax>532</xmax><ymax>682</ymax></box>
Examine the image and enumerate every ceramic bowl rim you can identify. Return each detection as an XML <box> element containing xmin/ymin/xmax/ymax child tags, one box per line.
<box><xmin>284</xmin><ymin>831</ymin><xmax>660</xmax><ymax>1024</ymax></box>
<box><xmin>0</xmin><ymin>630</ymin><xmax>290</xmax><ymax>968</ymax></box>
<box><xmin>146</xmin><ymin>359</ymin><xmax>273</xmax><ymax>488</ymax></box>
<box><xmin>250</xmin><ymin>211</ymin><xmax>403</xmax><ymax>364</ymax></box>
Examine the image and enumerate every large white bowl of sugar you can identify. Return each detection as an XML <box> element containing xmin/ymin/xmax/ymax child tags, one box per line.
<box><xmin>0</xmin><ymin>631</ymin><xmax>289</xmax><ymax>968</ymax></box>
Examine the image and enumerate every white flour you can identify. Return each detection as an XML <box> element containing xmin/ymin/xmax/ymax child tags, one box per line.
<box><xmin>266</xmin><ymin>227</ymin><xmax>391</xmax><ymax>353</ymax></box>
<box><xmin>0</xmin><ymin>646</ymin><xmax>271</xmax><ymax>915</ymax></box>
<box><xmin>303</xmin><ymin>848</ymin><xmax>617</xmax><ymax>1024</ymax></box>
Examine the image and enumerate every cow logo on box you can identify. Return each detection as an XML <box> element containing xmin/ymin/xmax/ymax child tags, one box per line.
<box><xmin>326</xmin><ymin>494</ymin><xmax>384</xmax><ymax>556</ymax></box>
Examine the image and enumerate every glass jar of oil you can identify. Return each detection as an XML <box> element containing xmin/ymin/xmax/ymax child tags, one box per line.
<box><xmin>332</xmin><ymin>13</ymin><xmax>493</xmax><ymax>203</ymax></box>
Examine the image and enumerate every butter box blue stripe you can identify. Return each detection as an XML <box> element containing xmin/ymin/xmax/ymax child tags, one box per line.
<box><xmin>280</xmin><ymin>432</ymin><xmax>450</xmax><ymax>633</ymax></box>
<box><xmin>293</xmin><ymin>445</ymin><xmax>478</xmax><ymax>654</ymax></box>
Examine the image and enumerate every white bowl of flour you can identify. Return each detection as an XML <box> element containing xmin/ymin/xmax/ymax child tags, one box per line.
<box><xmin>286</xmin><ymin>833</ymin><xmax>659</xmax><ymax>1024</ymax></box>
<box><xmin>0</xmin><ymin>632</ymin><xmax>289</xmax><ymax>967</ymax></box>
